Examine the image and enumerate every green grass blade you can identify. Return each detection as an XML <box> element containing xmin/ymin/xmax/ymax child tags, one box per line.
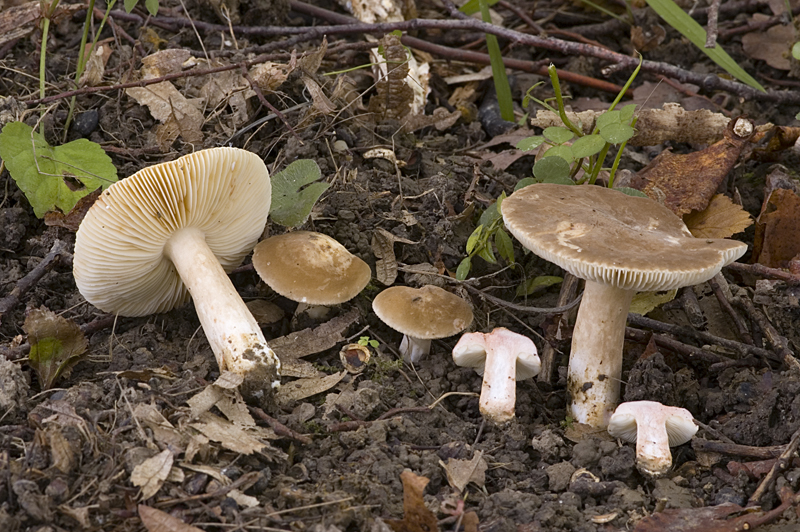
<box><xmin>646</xmin><ymin>0</ymin><xmax>765</xmax><ymax>92</ymax></box>
<box><xmin>478</xmin><ymin>0</ymin><xmax>514</xmax><ymax>122</ymax></box>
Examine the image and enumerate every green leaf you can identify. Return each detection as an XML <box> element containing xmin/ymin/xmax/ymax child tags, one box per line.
<box><xmin>495</xmin><ymin>228</ymin><xmax>515</xmax><ymax>264</ymax></box>
<box><xmin>619</xmin><ymin>103</ymin><xmax>637</xmax><ymax>123</ymax></box>
<box><xmin>646</xmin><ymin>0</ymin><xmax>765</xmax><ymax>92</ymax></box>
<box><xmin>478</xmin><ymin>202</ymin><xmax>501</xmax><ymax>227</ymax></box>
<box><xmin>615</xmin><ymin>186</ymin><xmax>649</xmax><ymax>198</ymax></box>
<box><xmin>630</xmin><ymin>290</ymin><xmax>677</xmax><ymax>315</ymax></box>
<box><xmin>533</xmin><ymin>156</ymin><xmax>571</xmax><ymax>182</ymax></box>
<box><xmin>793</xmin><ymin>42</ymin><xmax>800</xmax><ymax>60</ymax></box>
<box><xmin>269</xmin><ymin>159</ymin><xmax>330</xmax><ymax>228</ymax></box>
<box><xmin>543</xmin><ymin>144</ymin><xmax>574</xmax><ymax>162</ymax></box>
<box><xmin>515</xmin><ymin>177</ymin><xmax>537</xmax><ymax>191</ymax></box>
<box><xmin>25</xmin><ymin>308</ymin><xmax>88</xmax><ymax>389</ymax></box>
<box><xmin>0</xmin><ymin>122</ymin><xmax>117</xmax><ymax>218</ymax></box>
<box><xmin>516</xmin><ymin>136</ymin><xmax>545</xmax><ymax>151</ymax></box>
<box><xmin>145</xmin><ymin>0</ymin><xmax>159</xmax><ymax>15</ymax></box>
<box><xmin>458</xmin><ymin>0</ymin><xmax>500</xmax><ymax>16</ymax></box>
<box><xmin>466</xmin><ymin>225</ymin><xmax>484</xmax><ymax>254</ymax></box>
<box><xmin>516</xmin><ymin>275</ymin><xmax>563</xmax><ymax>297</ymax></box>
<box><xmin>543</xmin><ymin>126</ymin><xmax>574</xmax><ymax>144</ymax></box>
<box><xmin>124</xmin><ymin>0</ymin><xmax>139</xmax><ymax>13</ymax></box>
<box><xmin>599</xmin><ymin>123</ymin><xmax>635</xmax><ymax>144</ymax></box>
<box><xmin>570</xmin><ymin>134</ymin><xmax>606</xmax><ymax>158</ymax></box>
<box><xmin>456</xmin><ymin>257</ymin><xmax>472</xmax><ymax>280</ymax></box>
<box><xmin>477</xmin><ymin>243</ymin><xmax>497</xmax><ymax>264</ymax></box>
<box><xmin>595</xmin><ymin>110</ymin><xmax>621</xmax><ymax>130</ymax></box>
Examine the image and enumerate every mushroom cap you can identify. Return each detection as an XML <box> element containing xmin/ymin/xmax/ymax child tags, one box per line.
<box><xmin>252</xmin><ymin>231</ymin><xmax>371</xmax><ymax>305</ymax></box>
<box><xmin>502</xmin><ymin>184</ymin><xmax>747</xmax><ymax>292</ymax></box>
<box><xmin>74</xmin><ymin>147</ymin><xmax>271</xmax><ymax>316</ymax></box>
<box><xmin>607</xmin><ymin>401</ymin><xmax>698</xmax><ymax>447</ymax></box>
<box><xmin>372</xmin><ymin>285</ymin><xmax>473</xmax><ymax>339</ymax></box>
<box><xmin>452</xmin><ymin>327</ymin><xmax>541</xmax><ymax>380</ymax></box>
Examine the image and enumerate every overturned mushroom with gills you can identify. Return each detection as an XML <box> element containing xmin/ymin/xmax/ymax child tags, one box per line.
<box><xmin>73</xmin><ymin>147</ymin><xmax>280</xmax><ymax>404</ymax></box>
<box><xmin>501</xmin><ymin>184</ymin><xmax>747</xmax><ymax>428</ymax></box>
<box><xmin>373</xmin><ymin>285</ymin><xmax>473</xmax><ymax>363</ymax></box>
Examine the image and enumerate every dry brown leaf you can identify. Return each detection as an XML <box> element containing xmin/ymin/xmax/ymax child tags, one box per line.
<box><xmin>248</xmin><ymin>62</ymin><xmax>290</xmax><ymax>92</ymax></box>
<box><xmin>131</xmin><ymin>449</ymin><xmax>173</xmax><ymax>500</ymax></box>
<box><xmin>368</xmin><ymin>34</ymin><xmax>414</xmax><ymax>121</ymax></box>
<box><xmin>275</xmin><ymin>370</ymin><xmax>347</xmax><ymax>403</ymax></box>
<box><xmin>25</xmin><ymin>308</ymin><xmax>88</xmax><ymax>389</ymax></box>
<box><xmin>280</xmin><ymin>358</ymin><xmax>321</xmax><ymax>378</ymax></box>
<box><xmin>44</xmin><ymin>189</ymin><xmax>101</xmax><ymax>231</ymax></box>
<box><xmin>79</xmin><ymin>40</ymin><xmax>113</xmax><ymax>87</ymax></box>
<box><xmin>742</xmin><ymin>14</ymin><xmax>794</xmax><ymax>70</ymax></box>
<box><xmin>133</xmin><ymin>404</ymin><xmax>185</xmax><ymax>451</ymax></box>
<box><xmin>440</xmin><ymin>451</ymin><xmax>487</xmax><ymax>493</ymax></box>
<box><xmin>187</xmin><ymin>384</ymin><xmax>225</xmax><ymax>419</ymax></box>
<box><xmin>140</xmin><ymin>49</ymin><xmax>192</xmax><ymax>77</ymax></box>
<box><xmin>385</xmin><ymin>470</ymin><xmax>439</xmax><ymax>532</ymax></box>
<box><xmin>246</xmin><ymin>299</ymin><xmax>284</xmax><ymax>325</ymax></box>
<box><xmin>684</xmin><ymin>194</ymin><xmax>753</xmax><ymax>239</ymax></box>
<box><xmin>58</xmin><ymin>505</ymin><xmax>91</xmax><ymax>528</ymax></box>
<box><xmin>753</xmin><ymin>187</ymin><xmax>800</xmax><ymax>268</ymax></box>
<box><xmin>139</xmin><ymin>504</ymin><xmax>204</xmax><ymax>532</ymax></box>
<box><xmin>629</xmin><ymin>117</ymin><xmax>755</xmax><ymax>216</ymax></box>
<box><xmin>404</xmin><ymin>107</ymin><xmax>461</xmax><ymax>132</ymax></box>
<box><xmin>189</xmin><ymin>412</ymin><xmax>268</xmax><ymax>455</ymax></box>
<box><xmin>47</xmin><ymin>426</ymin><xmax>77</xmax><ymax>473</ymax></box>
<box><xmin>0</xmin><ymin>2</ymin><xmax>82</xmax><ymax>47</ymax></box>
<box><xmin>371</xmin><ymin>228</ymin><xmax>418</xmax><ymax>285</ymax></box>
<box><xmin>269</xmin><ymin>308</ymin><xmax>360</xmax><ymax>360</ymax></box>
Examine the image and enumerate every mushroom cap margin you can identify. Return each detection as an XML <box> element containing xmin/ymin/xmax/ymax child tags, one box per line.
<box><xmin>372</xmin><ymin>285</ymin><xmax>474</xmax><ymax>339</ymax></box>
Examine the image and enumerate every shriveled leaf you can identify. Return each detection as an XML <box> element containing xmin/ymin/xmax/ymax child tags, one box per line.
<box><xmin>25</xmin><ymin>308</ymin><xmax>88</xmax><ymax>389</ymax></box>
<box><xmin>440</xmin><ymin>451</ymin><xmax>487</xmax><ymax>493</ymax></box>
<box><xmin>752</xmin><ymin>188</ymin><xmax>800</xmax><ymax>268</ymax></box>
<box><xmin>44</xmin><ymin>189</ymin><xmax>101</xmax><ymax>231</ymax></box>
<box><xmin>269</xmin><ymin>159</ymin><xmax>329</xmax><ymax>227</ymax></box>
<box><xmin>189</xmin><ymin>412</ymin><xmax>267</xmax><ymax>455</ymax></box>
<box><xmin>516</xmin><ymin>275</ymin><xmax>562</xmax><ymax>297</ymax></box>
<box><xmin>630</xmin><ymin>290</ymin><xmax>677</xmax><ymax>315</ymax></box>
<box><xmin>0</xmin><ymin>122</ymin><xmax>117</xmax><ymax>217</ymax></box>
<box><xmin>139</xmin><ymin>505</ymin><xmax>204</xmax><ymax>532</ymax></box>
<box><xmin>131</xmin><ymin>450</ymin><xmax>173</xmax><ymax>500</ymax></box>
<box><xmin>274</xmin><ymin>370</ymin><xmax>347</xmax><ymax>403</ymax></box>
<box><xmin>684</xmin><ymin>194</ymin><xmax>753</xmax><ymax>239</ymax></box>
<box><xmin>126</xmin><ymin>82</ymin><xmax>203</xmax><ymax>148</ymax></box>
<box><xmin>269</xmin><ymin>308</ymin><xmax>360</xmax><ymax>360</ymax></box>
<box><xmin>385</xmin><ymin>470</ymin><xmax>439</xmax><ymax>532</ymax></box>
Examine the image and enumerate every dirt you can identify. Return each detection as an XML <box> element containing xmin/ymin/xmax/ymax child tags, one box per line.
<box><xmin>3</xmin><ymin>0</ymin><xmax>800</xmax><ymax>531</ymax></box>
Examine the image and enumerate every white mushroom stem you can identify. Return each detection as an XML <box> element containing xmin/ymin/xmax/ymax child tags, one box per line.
<box><xmin>164</xmin><ymin>227</ymin><xmax>281</xmax><ymax>397</ymax></box>
<box><xmin>400</xmin><ymin>335</ymin><xmax>432</xmax><ymax>364</ymax></box>
<box><xmin>567</xmin><ymin>281</ymin><xmax>634</xmax><ymax>428</ymax></box>
<box><xmin>608</xmin><ymin>401</ymin><xmax>698</xmax><ymax>477</ymax></box>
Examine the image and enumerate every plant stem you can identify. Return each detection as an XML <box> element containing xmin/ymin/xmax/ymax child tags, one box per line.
<box><xmin>548</xmin><ymin>65</ymin><xmax>583</xmax><ymax>137</ymax></box>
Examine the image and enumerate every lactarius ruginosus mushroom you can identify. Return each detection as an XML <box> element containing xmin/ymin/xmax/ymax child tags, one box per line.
<box><xmin>73</xmin><ymin>147</ymin><xmax>280</xmax><ymax>404</ymax></box>
<box><xmin>372</xmin><ymin>285</ymin><xmax>473</xmax><ymax>363</ymax></box>
<box><xmin>452</xmin><ymin>327</ymin><xmax>540</xmax><ymax>424</ymax></box>
<box><xmin>502</xmin><ymin>184</ymin><xmax>747</xmax><ymax>428</ymax></box>
<box><xmin>607</xmin><ymin>401</ymin><xmax>697</xmax><ymax>477</ymax></box>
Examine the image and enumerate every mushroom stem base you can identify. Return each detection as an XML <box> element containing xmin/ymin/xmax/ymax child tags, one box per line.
<box><xmin>165</xmin><ymin>227</ymin><xmax>280</xmax><ymax>403</ymax></box>
<box><xmin>567</xmin><ymin>281</ymin><xmax>633</xmax><ymax>428</ymax></box>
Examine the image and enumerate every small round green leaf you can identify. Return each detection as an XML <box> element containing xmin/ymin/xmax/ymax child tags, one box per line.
<box><xmin>456</xmin><ymin>257</ymin><xmax>472</xmax><ymax>280</ymax></box>
<box><xmin>543</xmin><ymin>126</ymin><xmax>574</xmax><ymax>144</ymax></box>
<box><xmin>615</xmin><ymin>186</ymin><xmax>648</xmax><ymax>198</ymax></box>
<box><xmin>619</xmin><ymin>103</ymin><xmax>637</xmax><ymax>123</ymax></box>
<box><xmin>514</xmin><ymin>177</ymin><xmax>536</xmax><ymax>191</ymax></box>
<box><xmin>599</xmin><ymin>123</ymin><xmax>635</xmax><ymax>144</ymax></box>
<box><xmin>516</xmin><ymin>136</ymin><xmax>545</xmax><ymax>151</ymax></box>
<box><xmin>543</xmin><ymin>144</ymin><xmax>574</xmax><ymax>162</ymax></box>
<box><xmin>595</xmin><ymin>110</ymin><xmax>621</xmax><ymax>130</ymax></box>
<box><xmin>533</xmin><ymin>156</ymin><xmax>571</xmax><ymax>182</ymax></box>
<box><xmin>570</xmin><ymin>134</ymin><xmax>606</xmax><ymax>158</ymax></box>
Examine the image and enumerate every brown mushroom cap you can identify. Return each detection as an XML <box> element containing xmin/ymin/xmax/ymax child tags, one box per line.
<box><xmin>252</xmin><ymin>231</ymin><xmax>371</xmax><ymax>305</ymax></box>
<box><xmin>502</xmin><ymin>184</ymin><xmax>747</xmax><ymax>292</ymax></box>
<box><xmin>74</xmin><ymin>147</ymin><xmax>271</xmax><ymax>316</ymax></box>
<box><xmin>372</xmin><ymin>285</ymin><xmax>474</xmax><ymax>339</ymax></box>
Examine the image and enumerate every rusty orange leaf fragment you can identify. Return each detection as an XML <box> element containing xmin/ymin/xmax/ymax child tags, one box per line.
<box><xmin>752</xmin><ymin>188</ymin><xmax>800</xmax><ymax>269</ymax></box>
<box><xmin>629</xmin><ymin>117</ymin><xmax>755</xmax><ymax>216</ymax></box>
<box><xmin>684</xmin><ymin>194</ymin><xmax>752</xmax><ymax>239</ymax></box>
<box><xmin>385</xmin><ymin>470</ymin><xmax>439</xmax><ymax>532</ymax></box>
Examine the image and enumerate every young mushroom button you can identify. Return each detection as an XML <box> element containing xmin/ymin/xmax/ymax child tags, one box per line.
<box><xmin>372</xmin><ymin>285</ymin><xmax>474</xmax><ymax>363</ymax></box>
<box><xmin>452</xmin><ymin>327</ymin><xmax>540</xmax><ymax>424</ymax></box>
<box><xmin>73</xmin><ymin>147</ymin><xmax>280</xmax><ymax>405</ymax></box>
<box><xmin>607</xmin><ymin>401</ymin><xmax>698</xmax><ymax>478</ymax></box>
<box><xmin>501</xmin><ymin>183</ymin><xmax>747</xmax><ymax>428</ymax></box>
<box><xmin>252</xmin><ymin>231</ymin><xmax>371</xmax><ymax>306</ymax></box>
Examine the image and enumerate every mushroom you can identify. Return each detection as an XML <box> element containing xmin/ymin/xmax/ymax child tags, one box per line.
<box><xmin>252</xmin><ymin>231</ymin><xmax>371</xmax><ymax>313</ymax></box>
<box><xmin>372</xmin><ymin>285</ymin><xmax>473</xmax><ymax>363</ymax></box>
<box><xmin>73</xmin><ymin>147</ymin><xmax>280</xmax><ymax>404</ymax></box>
<box><xmin>501</xmin><ymin>184</ymin><xmax>747</xmax><ymax>427</ymax></box>
<box><xmin>607</xmin><ymin>400</ymin><xmax>697</xmax><ymax>477</ymax></box>
<box><xmin>452</xmin><ymin>327</ymin><xmax>540</xmax><ymax>424</ymax></box>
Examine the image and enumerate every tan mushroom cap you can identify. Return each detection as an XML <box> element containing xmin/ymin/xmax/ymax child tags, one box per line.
<box><xmin>502</xmin><ymin>184</ymin><xmax>747</xmax><ymax>292</ymax></box>
<box><xmin>252</xmin><ymin>231</ymin><xmax>371</xmax><ymax>305</ymax></box>
<box><xmin>74</xmin><ymin>147</ymin><xmax>271</xmax><ymax>316</ymax></box>
<box><xmin>372</xmin><ymin>285</ymin><xmax>474</xmax><ymax>339</ymax></box>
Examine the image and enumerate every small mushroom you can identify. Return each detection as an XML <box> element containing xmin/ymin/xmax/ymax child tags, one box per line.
<box><xmin>452</xmin><ymin>327</ymin><xmax>540</xmax><ymax>424</ymax></box>
<box><xmin>607</xmin><ymin>400</ymin><xmax>697</xmax><ymax>477</ymax></box>
<box><xmin>252</xmin><ymin>231</ymin><xmax>371</xmax><ymax>313</ymax></box>
<box><xmin>73</xmin><ymin>147</ymin><xmax>279</xmax><ymax>404</ymax></box>
<box><xmin>372</xmin><ymin>285</ymin><xmax>473</xmax><ymax>363</ymax></box>
<box><xmin>502</xmin><ymin>184</ymin><xmax>746</xmax><ymax>428</ymax></box>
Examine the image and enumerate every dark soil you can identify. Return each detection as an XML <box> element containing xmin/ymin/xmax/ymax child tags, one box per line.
<box><xmin>2</xmin><ymin>0</ymin><xmax>800</xmax><ymax>531</ymax></box>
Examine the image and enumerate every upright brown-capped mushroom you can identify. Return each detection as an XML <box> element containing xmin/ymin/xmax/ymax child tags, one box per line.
<box><xmin>372</xmin><ymin>285</ymin><xmax>473</xmax><ymax>363</ymax></box>
<box><xmin>252</xmin><ymin>231</ymin><xmax>371</xmax><ymax>306</ymax></box>
<box><xmin>452</xmin><ymin>328</ymin><xmax>540</xmax><ymax>424</ymax></box>
<box><xmin>607</xmin><ymin>401</ymin><xmax>697</xmax><ymax>477</ymax></box>
<box><xmin>73</xmin><ymin>147</ymin><xmax>280</xmax><ymax>403</ymax></box>
<box><xmin>502</xmin><ymin>184</ymin><xmax>747</xmax><ymax>428</ymax></box>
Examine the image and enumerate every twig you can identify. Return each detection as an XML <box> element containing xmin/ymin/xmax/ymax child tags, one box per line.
<box><xmin>726</xmin><ymin>261</ymin><xmax>800</xmax><ymax>286</ymax></box>
<box><xmin>249</xmin><ymin>406</ymin><xmax>313</xmax><ymax>444</ymax></box>
<box><xmin>538</xmin><ymin>272</ymin><xmax>579</xmax><ymax>383</ymax></box>
<box><xmin>749</xmin><ymin>426</ymin><xmax>800</xmax><ymax>504</ymax></box>
<box><xmin>692</xmin><ymin>438</ymin><xmax>787</xmax><ymax>460</ymax></box>
<box><xmin>625</xmin><ymin>327</ymin><xmax>731</xmax><ymax>365</ymax></box>
<box><xmin>734</xmin><ymin>292</ymin><xmax>800</xmax><ymax>371</ymax></box>
<box><xmin>155</xmin><ymin>471</ymin><xmax>260</xmax><ymax>508</ymax></box>
<box><xmin>239</xmin><ymin>65</ymin><xmax>301</xmax><ymax>142</ymax></box>
<box><xmin>461</xmin><ymin>283</ymin><xmax>584</xmax><ymax>314</ymax></box>
<box><xmin>0</xmin><ymin>239</ymin><xmax>71</xmax><ymax>324</ymax></box>
<box><xmin>327</xmin><ymin>406</ymin><xmax>431</xmax><ymax>432</ymax></box>
<box><xmin>678</xmin><ymin>286</ymin><xmax>706</xmax><ymax>329</ymax></box>
<box><xmin>707</xmin><ymin>273</ymin><xmax>753</xmax><ymax>345</ymax></box>
<box><xmin>704</xmin><ymin>0</ymin><xmax>722</xmax><ymax>48</ymax></box>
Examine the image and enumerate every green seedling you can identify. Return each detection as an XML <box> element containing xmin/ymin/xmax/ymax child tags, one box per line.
<box><xmin>269</xmin><ymin>159</ymin><xmax>330</xmax><ymax>228</ymax></box>
<box><xmin>0</xmin><ymin>122</ymin><xmax>117</xmax><ymax>217</ymax></box>
<box><xmin>358</xmin><ymin>336</ymin><xmax>380</xmax><ymax>348</ymax></box>
<box><xmin>124</xmin><ymin>0</ymin><xmax>160</xmax><ymax>15</ymax></box>
<box><xmin>456</xmin><ymin>192</ymin><xmax>516</xmax><ymax>280</ymax></box>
